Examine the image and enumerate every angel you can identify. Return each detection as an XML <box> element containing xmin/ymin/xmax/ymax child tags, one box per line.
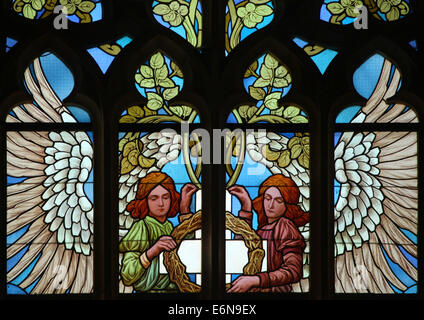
<box><xmin>227</xmin><ymin>174</ymin><xmax>309</xmax><ymax>292</ymax></box>
<box><xmin>118</xmin><ymin>172</ymin><xmax>198</xmax><ymax>293</ymax></box>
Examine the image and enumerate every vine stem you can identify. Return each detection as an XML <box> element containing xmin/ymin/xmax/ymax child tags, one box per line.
<box><xmin>187</xmin><ymin>110</ymin><xmax>198</xmax><ymax>123</ymax></box>
<box><xmin>225</xmin><ymin>131</ymin><xmax>246</xmax><ymax>188</ymax></box>
<box><xmin>183</xmin><ymin>18</ymin><xmax>198</xmax><ymax>48</ymax></box>
<box><xmin>137</xmin><ymin>115</ymin><xmax>182</xmax><ymax>123</ymax></box>
<box><xmin>248</xmin><ymin>103</ymin><xmax>266</xmax><ymax>123</ymax></box>
<box><xmin>228</xmin><ymin>0</ymin><xmax>237</xmax><ymax>28</ymax></box>
<box><xmin>196</xmin><ymin>11</ymin><xmax>203</xmax><ymax>47</ymax></box>
<box><xmin>233</xmin><ymin>109</ymin><xmax>244</xmax><ymax>124</ymax></box>
<box><xmin>182</xmin><ymin>131</ymin><xmax>202</xmax><ymax>188</ymax></box>
<box><xmin>229</xmin><ymin>19</ymin><xmax>243</xmax><ymax>50</ymax></box>
<box><xmin>188</xmin><ymin>0</ymin><xmax>198</xmax><ymax>24</ymax></box>
<box><xmin>154</xmin><ymin>83</ymin><xmax>174</xmax><ymax>117</ymax></box>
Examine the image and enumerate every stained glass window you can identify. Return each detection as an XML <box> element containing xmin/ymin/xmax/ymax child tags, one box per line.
<box><xmin>225</xmin><ymin>0</ymin><xmax>274</xmax><ymax>55</ymax></box>
<box><xmin>12</xmin><ymin>0</ymin><xmax>102</xmax><ymax>23</ymax></box>
<box><xmin>6</xmin><ymin>53</ymin><xmax>94</xmax><ymax>294</ymax></box>
<box><xmin>225</xmin><ymin>53</ymin><xmax>310</xmax><ymax>293</ymax></box>
<box><xmin>118</xmin><ymin>51</ymin><xmax>202</xmax><ymax>293</ymax></box>
<box><xmin>152</xmin><ymin>0</ymin><xmax>203</xmax><ymax>48</ymax></box>
<box><xmin>2</xmin><ymin>0</ymin><xmax>423</xmax><ymax>302</ymax></box>
<box><xmin>333</xmin><ymin>55</ymin><xmax>418</xmax><ymax>293</ymax></box>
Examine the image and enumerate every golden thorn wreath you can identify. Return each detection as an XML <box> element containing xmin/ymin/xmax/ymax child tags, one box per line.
<box><xmin>163</xmin><ymin>210</ymin><xmax>265</xmax><ymax>292</ymax></box>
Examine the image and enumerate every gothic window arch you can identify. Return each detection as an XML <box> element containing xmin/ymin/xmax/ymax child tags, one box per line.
<box><xmin>2</xmin><ymin>48</ymin><xmax>100</xmax><ymax>295</ymax></box>
<box><xmin>330</xmin><ymin>50</ymin><xmax>421</xmax><ymax>295</ymax></box>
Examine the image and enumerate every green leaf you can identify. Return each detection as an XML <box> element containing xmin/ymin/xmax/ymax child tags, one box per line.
<box><xmin>247</xmin><ymin>106</ymin><xmax>258</xmax><ymax>118</ymax></box>
<box><xmin>128</xmin><ymin>149</ymin><xmax>140</xmax><ymax>166</ymax></box>
<box><xmin>32</xmin><ymin>0</ymin><xmax>44</xmax><ymax>11</ymax></box>
<box><xmin>290</xmin><ymin>144</ymin><xmax>303</xmax><ymax>159</ymax></box>
<box><xmin>170</xmin><ymin>105</ymin><xmax>192</xmax><ymax>118</ymax></box>
<box><xmin>118</xmin><ymin>138</ymin><xmax>128</xmax><ymax>152</ymax></box>
<box><xmin>270</xmin><ymin>106</ymin><xmax>284</xmax><ymax>116</ymax></box>
<box><xmin>163</xmin><ymin>87</ymin><xmax>179</xmax><ymax>100</ymax></box>
<box><xmin>290</xmin><ymin>115</ymin><xmax>308</xmax><ymax>123</ymax></box>
<box><xmin>259</xmin><ymin>64</ymin><xmax>273</xmax><ymax>80</ymax></box>
<box><xmin>399</xmin><ymin>2</ymin><xmax>409</xmax><ymax>15</ymax></box>
<box><xmin>146</xmin><ymin>92</ymin><xmax>164</xmax><ymax>111</ymax></box>
<box><xmin>264</xmin><ymin>54</ymin><xmax>279</xmax><ymax>69</ymax></box>
<box><xmin>78</xmin><ymin>1</ymin><xmax>96</xmax><ymax>13</ymax></box>
<box><xmin>139</xmin><ymin>78</ymin><xmax>155</xmax><ymax>88</ymax></box>
<box><xmin>301</xmin><ymin>136</ymin><xmax>310</xmax><ymax>145</ymax></box>
<box><xmin>140</xmin><ymin>65</ymin><xmax>154</xmax><ymax>78</ymax></box>
<box><xmin>386</xmin><ymin>7</ymin><xmax>400</xmax><ymax>21</ymax></box>
<box><xmin>255</xmin><ymin>5</ymin><xmax>273</xmax><ymax>17</ymax></box>
<box><xmin>288</xmin><ymin>137</ymin><xmax>300</xmax><ymax>149</ymax></box>
<box><xmin>264</xmin><ymin>92</ymin><xmax>282</xmax><ymax>110</ymax></box>
<box><xmin>120</xmin><ymin>115</ymin><xmax>137</xmax><ymax>123</ymax></box>
<box><xmin>120</xmin><ymin>157</ymin><xmax>135</xmax><ymax>174</ymax></box>
<box><xmin>303</xmin><ymin>144</ymin><xmax>310</xmax><ymax>156</ymax></box>
<box><xmin>158</xmin><ymin>78</ymin><xmax>175</xmax><ymax>88</ymax></box>
<box><xmin>379</xmin><ymin>2</ymin><xmax>391</xmax><ymax>14</ymax></box>
<box><xmin>249</xmin><ymin>87</ymin><xmax>266</xmax><ymax>100</ymax></box>
<box><xmin>238</xmin><ymin>105</ymin><xmax>258</xmax><ymax>119</ymax></box>
<box><xmin>128</xmin><ymin>106</ymin><xmax>145</xmax><ymax>118</ymax></box>
<box><xmin>155</xmin><ymin>64</ymin><xmax>169</xmax><ymax>80</ymax></box>
<box><xmin>298</xmin><ymin>152</ymin><xmax>309</xmax><ymax>169</ymax></box>
<box><xmin>275</xmin><ymin>65</ymin><xmax>288</xmax><ymax>78</ymax></box>
<box><xmin>153</xmin><ymin>3</ymin><xmax>171</xmax><ymax>15</ymax></box>
<box><xmin>327</xmin><ymin>3</ymin><xmax>344</xmax><ymax>15</ymax></box>
<box><xmin>283</xmin><ymin>106</ymin><xmax>300</xmax><ymax>118</ymax></box>
<box><xmin>150</xmin><ymin>52</ymin><xmax>165</xmax><ymax>69</ymax></box>
<box><xmin>143</xmin><ymin>106</ymin><xmax>157</xmax><ymax>117</ymax></box>
<box><xmin>253</xmin><ymin>77</ymin><xmax>270</xmax><ymax>88</ymax></box>
<box><xmin>244</xmin><ymin>61</ymin><xmax>258</xmax><ymax>78</ymax></box>
<box><xmin>171</xmin><ymin>61</ymin><xmax>184</xmax><ymax>77</ymax></box>
<box><xmin>135</xmin><ymin>73</ymin><xmax>143</xmax><ymax>84</ymax></box>
<box><xmin>272</xmin><ymin>78</ymin><xmax>289</xmax><ymax>88</ymax></box>
<box><xmin>22</xmin><ymin>4</ymin><xmax>36</xmax><ymax>19</ymax></box>
<box><xmin>123</xmin><ymin>141</ymin><xmax>136</xmax><ymax>157</ymax></box>
<box><xmin>139</xmin><ymin>155</ymin><xmax>156</xmax><ymax>168</ymax></box>
<box><xmin>262</xmin><ymin>145</ymin><xmax>280</xmax><ymax>161</ymax></box>
<box><xmin>277</xmin><ymin>150</ymin><xmax>291</xmax><ymax>168</ymax></box>
<box><xmin>238</xmin><ymin>105</ymin><xmax>250</xmax><ymax>119</ymax></box>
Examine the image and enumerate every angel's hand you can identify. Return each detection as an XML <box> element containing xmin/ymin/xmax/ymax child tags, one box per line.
<box><xmin>146</xmin><ymin>236</ymin><xmax>177</xmax><ymax>260</ymax></box>
<box><xmin>227</xmin><ymin>185</ymin><xmax>252</xmax><ymax>212</ymax></box>
<box><xmin>180</xmin><ymin>183</ymin><xmax>199</xmax><ymax>214</ymax></box>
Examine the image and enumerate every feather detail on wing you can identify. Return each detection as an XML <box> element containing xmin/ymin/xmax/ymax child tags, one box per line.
<box><xmin>6</xmin><ymin>56</ymin><xmax>94</xmax><ymax>294</ymax></box>
<box><xmin>334</xmin><ymin>57</ymin><xmax>418</xmax><ymax>293</ymax></box>
<box><xmin>245</xmin><ymin>131</ymin><xmax>310</xmax><ymax>293</ymax></box>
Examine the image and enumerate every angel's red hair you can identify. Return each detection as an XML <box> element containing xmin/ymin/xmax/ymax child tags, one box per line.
<box><xmin>126</xmin><ymin>172</ymin><xmax>180</xmax><ymax>219</ymax></box>
<box><xmin>252</xmin><ymin>174</ymin><xmax>309</xmax><ymax>228</ymax></box>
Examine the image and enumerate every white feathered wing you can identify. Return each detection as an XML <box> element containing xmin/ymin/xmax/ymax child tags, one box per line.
<box><xmin>7</xmin><ymin>57</ymin><xmax>94</xmax><ymax>294</ymax></box>
<box><xmin>334</xmin><ymin>58</ymin><xmax>418</xmax><ymax>293</ymax></box>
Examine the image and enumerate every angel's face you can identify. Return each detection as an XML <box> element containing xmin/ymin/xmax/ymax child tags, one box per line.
<box><xmin>147</xmin><ymin>185</ymin><xmax>171</xmax><ymax>221</ymax></box>
<box><xmin>263</xmin><ymin>187</ymin><xmax>286</xmax><ymax>223</ymax></box>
